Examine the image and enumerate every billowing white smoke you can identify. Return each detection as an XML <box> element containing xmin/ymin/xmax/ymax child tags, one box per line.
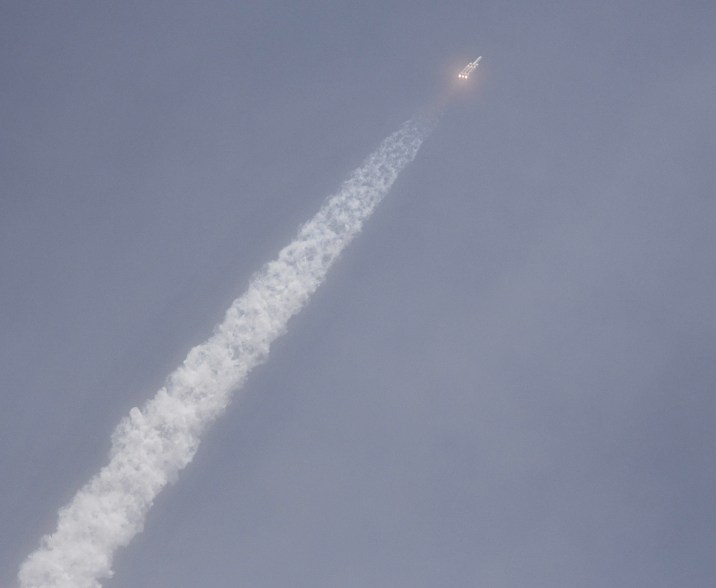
<box><xmin>18</xmin><ymin>116</ymin><xmax>436</xmax><ymax>588</ymax></box>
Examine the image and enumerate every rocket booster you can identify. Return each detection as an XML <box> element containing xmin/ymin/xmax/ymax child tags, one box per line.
<box><xmin>458</xmin><ymin>56</ymin><xmax>482</xmax><ymax>79</ymax></box>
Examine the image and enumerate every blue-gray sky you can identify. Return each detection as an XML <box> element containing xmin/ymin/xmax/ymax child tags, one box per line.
<box><xmin>2</xmin><ymin>1</ymin><xmax>715</xmax><ymax>586</ymax></box>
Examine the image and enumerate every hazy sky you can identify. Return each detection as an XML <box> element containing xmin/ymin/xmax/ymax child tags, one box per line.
<box><xmin>2</xmin><ymin>1</ymin><xmax>715</xmax><ymax>586</ymax></box>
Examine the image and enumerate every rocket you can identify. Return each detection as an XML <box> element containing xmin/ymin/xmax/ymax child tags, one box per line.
<box><xmin>458</xmin><ymin>56</ymin><xmax>482</xmax><ymax>80</ymax></box>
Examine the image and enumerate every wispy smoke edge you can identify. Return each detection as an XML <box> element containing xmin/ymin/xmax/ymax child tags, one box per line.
<box><xmin>18</xmin><ymin>115</ymin><xmax>436</xmax><ymax>588</ymax></box>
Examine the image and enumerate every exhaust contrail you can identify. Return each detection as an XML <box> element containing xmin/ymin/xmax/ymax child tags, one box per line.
<box><xmin>18</xmin><ymin>115</ymin><xmax>437</xmax><ymax>588</ymax></box>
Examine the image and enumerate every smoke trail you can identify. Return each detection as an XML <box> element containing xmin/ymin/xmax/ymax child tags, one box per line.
<box><xmin>18</xmin><ymin>115</ymin><xmax>437</xmax><ymax>588</ymax></box>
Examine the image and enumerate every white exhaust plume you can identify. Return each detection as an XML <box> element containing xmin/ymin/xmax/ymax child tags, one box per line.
<box><xmin>18</xmin><ymin>115</ymin><xmax>437</xmax><ymax>588</ymax></box>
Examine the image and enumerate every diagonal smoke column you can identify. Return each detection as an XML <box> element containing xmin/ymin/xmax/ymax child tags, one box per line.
<box><xmin>18</xmin><ymin>115</ymin><xmax>437</xmax><ymax>588</ymax></box>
